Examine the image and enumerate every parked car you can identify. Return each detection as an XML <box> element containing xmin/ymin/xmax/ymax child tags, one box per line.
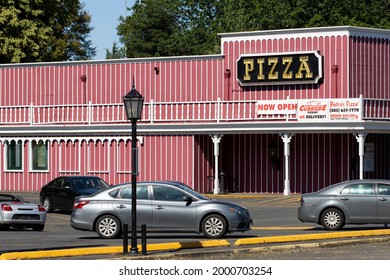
<box><xmin>298</xmin><ymin>179</ymin><xmax>390</xmax><ymax>230</ymax></box>
<box><xmin>40</xmin><ymin>176</ymin><xmax>110</xmax><ymax>212</ymax></box>
<box><xmin>71</xmin><ymin>181</ymin><xmax>252</xmax><ymax>239</ymax></box>
<box><xmin>0</xmin><ymin>193</ymin><xmax>46</xmax><ymax>231</ymax></box>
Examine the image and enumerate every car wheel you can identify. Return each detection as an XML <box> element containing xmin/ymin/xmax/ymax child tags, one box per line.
<box><xmin>43</xmin><ymin>197</ymin><xmax>53</xmax><ymax>213</ymax></box>
<box><xmin>201</xmin><ymin>214</ymin><xmax>227</xmax><ymax>239</ymax></box>
<box><xmin>321</xmin><ymin>208</ymin><xmax>345</xmax><ymax>230</ymax></box>
<box><xmin>96</xmin><ymin>215</ymin><xmax>121</xmax><ymax>239</ymax></box>
<box><xmin>32</xmin><ymin>224</ymin><xmax>45</xmax><ymax>231</ymax></box>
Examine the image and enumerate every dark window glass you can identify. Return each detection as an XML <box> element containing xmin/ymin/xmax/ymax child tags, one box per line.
<box><xmin>340</xmin><ymin>184</ymin><xmax>374</xmax><ymax>195</ymax></box>
<box><xmin>378</xmin><ymin>184</ymin><xmax>390</xmax><ymax>195</ymax></box>
<box><xmin>118</xmin><ymin>185</ymin><xmax>149</xmax><ymax>200</ymax></box>
<box><xmin>7</xmin><ymin>140</ymin><xmax>22</xmax><ymax>170</ymax></box>
<box><xmin>32</xmin><ymin>140</ymin><xmax>48</xmax><ymax>170</ymax></box>
<box><xmin>152</xmin><ymin>185</ymin><xmax>185</xmax><ymax>201</ymax></box>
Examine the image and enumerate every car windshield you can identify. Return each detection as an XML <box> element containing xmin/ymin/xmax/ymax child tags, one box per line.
<box><xmin>0</xmin><ymin>194</ymin><xmax>15</xmax><ymax>202</ymax></box>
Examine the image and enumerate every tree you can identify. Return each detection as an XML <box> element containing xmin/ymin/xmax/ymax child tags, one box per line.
<box><xmin>118</xmin><ymin>0</ymin><xmax>390</xmax><ymax>58</ymax></box>
<box><xmin>0</xmin><ymin>0</ymin><xmax>51</xmax><ymax>63</ymax></box>
<box><xmin>117</xmin><ymin>0</ymin><xmax>181</xmax><ymax>58</ymax></box>
<box><xmin>0</xmin><ymin>0</ymin><xmax>95</xmax><ymax>63</ymax></box>
<box><xmin>105</xmin><ymin>41</ymin><xmax>126</xmax><ymax>59</ymax></box>
<box><xmin>42</xmin><ymin>0</ymin><xmax>96</xmax><ymax>61</ymax></box>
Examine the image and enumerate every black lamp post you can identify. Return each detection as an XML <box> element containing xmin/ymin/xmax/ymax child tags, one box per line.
<box><xmin>123</xmin><ymin>80</ymin><xmax>144</xmax><ymax>254</ymax></box>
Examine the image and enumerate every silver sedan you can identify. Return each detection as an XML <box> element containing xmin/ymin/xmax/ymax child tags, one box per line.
<box><xmin>298</xmin><ymin>179</ymin><xmax>390</xmax><ymax>230</ymax></box>
<box><xmin>71</xmin><ymin>181</ymin><xmax>252</xmax><ymax>239</ymax></box>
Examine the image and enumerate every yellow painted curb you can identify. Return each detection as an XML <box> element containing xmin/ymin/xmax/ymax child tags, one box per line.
<box><xmin>235</xmin><ymin>229</ymin><xmax>390</xmax><ymax>246</ymax></box>
<box><xmin>0</xmin><ymin>239</ymin><xmax>230</xmax><ymax>260</ymax></box>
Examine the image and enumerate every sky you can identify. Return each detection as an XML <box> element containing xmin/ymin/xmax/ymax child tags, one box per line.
<box><xmin>82</xmin><ymin>0</ymin><xmax>136</xmax><ymax>60</ymax></box>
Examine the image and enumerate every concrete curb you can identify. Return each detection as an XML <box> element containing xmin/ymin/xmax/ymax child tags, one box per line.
<box><xmin>3</xmin><ymin>229</ymin><xmax>390</xmax><ymax>260</ymax></box>
<box><xmin>234</xmin><ymin>228</ymin><xmax>390</xmax><ymax>246</ymax></box>
<box><xmin>0</xmin><ymin>239</ymin><xmax>230</xmax><ymax>260</ymax></box>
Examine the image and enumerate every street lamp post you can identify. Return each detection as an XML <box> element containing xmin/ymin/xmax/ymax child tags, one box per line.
<box><xmin>123</xmin><ymin>80</ymin><xmax>144</xmax><ymax>254</ymax></box>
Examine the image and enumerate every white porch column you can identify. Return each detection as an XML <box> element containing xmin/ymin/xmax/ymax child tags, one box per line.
<box><xmin>355</xmin><ymin>133</ymin><xmax>367</xmax><ymax>179</ymax></box>
<box><xmin>211</xmin><ymin>134</ymin><xmax>223</xmax><ymax>194</ymax></box>
<box><xmin>281</xmin><ymin>133</ymin><xmax>293</xmax><ymax>196</ymax></box>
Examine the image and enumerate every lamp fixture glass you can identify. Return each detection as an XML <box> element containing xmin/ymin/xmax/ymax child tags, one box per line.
<box><xmin>123</xmin><ymin>82</ymin><xmax>144</xmax><ymax>121</ymax></box>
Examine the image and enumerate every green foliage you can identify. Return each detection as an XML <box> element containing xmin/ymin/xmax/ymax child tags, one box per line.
<box><xmin>105</xmin><ymin>42</ymin><xmax>126</xmax><ymax>59</ymax></box>
<box><xmin>118</xmin><ymin>0</ymin><xmax>390</xmax><ymax>58</ymax></box>
<box><xmin>117</xmin><ymin>0</ymin><xmax>180</xmax><ymax>57</ymax></box>
<box><xmin>0</xmin><ymin>0</ymin><xmax>95</xmax><ymax>63</ymax></box>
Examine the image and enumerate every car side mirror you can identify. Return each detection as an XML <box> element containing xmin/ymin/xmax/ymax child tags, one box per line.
<box><xmin>183</xmin><ymin>196</ymin><xmax>193</xmax><ymax>206</ymax></box>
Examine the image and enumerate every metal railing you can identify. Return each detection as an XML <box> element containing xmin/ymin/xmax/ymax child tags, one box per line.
<box><xmin>0</xmin><ymin>97</ymin><xmax>389</xmax><ymax>126</ymax></box>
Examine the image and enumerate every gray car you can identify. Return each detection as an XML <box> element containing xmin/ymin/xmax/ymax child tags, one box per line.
<box><xmin>0</xmin><ymin>194</ymin><xmax>46</xmax><ymax>231</ymax></box>
<box><xmin>70</xmin><ymin>181</ymin><xmax>252</xmax><ymax>239</ymax></box>
<box><xmin>298</xmin><ymin>179</ymin><xmax>390</xmax><ymax>230</ymax></box>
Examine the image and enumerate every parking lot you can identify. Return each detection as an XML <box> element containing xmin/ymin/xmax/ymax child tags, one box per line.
<box><xmin>2</xmin><ymin>192</ymin><xmax>390</xmax><ymax>259</ymax></box>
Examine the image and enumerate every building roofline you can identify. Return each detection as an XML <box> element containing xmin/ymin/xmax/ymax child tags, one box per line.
<box><xmin>0</xmin><ymin>54</ymin><xmax>224</xmax><ymax>69</ymax></box>
<box><xmin>219</xmin><ymin>26</ymin><xmax>390</xmax><ymax>39</ymax></box>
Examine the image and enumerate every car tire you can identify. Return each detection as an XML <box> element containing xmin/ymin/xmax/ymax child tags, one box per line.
<box><xmin>96</xmin><ymin>215</ymin><xmax>121</xmax><ymax>239</ymax></box>
<box><xmin>32</xmin><ymin>224</ymin><xmax>45</xmax><ymax>231</ymax></box>
<box><xmin>43</xmin><ymin>197</ymin><xmax>53</xmax><ymax>213</ymax></box>
<box><xmin>201</xmin><ymin>214</ymin><xmax>227</xmax><ymax>239</ymax></box>
<box><xmin>320</xmin><ymin>208</ymin><xmax>345</xmax><ymax>230</ymax></box>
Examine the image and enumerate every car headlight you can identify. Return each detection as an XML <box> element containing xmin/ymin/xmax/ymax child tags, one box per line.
<box><xmin>229</xmin><ymin>207</ymin><xmax>247</xmax><ymax>215</ymax></box>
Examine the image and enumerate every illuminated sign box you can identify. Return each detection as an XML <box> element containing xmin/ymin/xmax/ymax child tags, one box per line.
<box><xmin>237</xmin><ymin>51</ymin><xmax>323</xmax><ymax>86</ymax></box>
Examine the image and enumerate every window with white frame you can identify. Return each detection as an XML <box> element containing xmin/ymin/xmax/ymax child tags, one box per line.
<box><xmin>5</xmin><ymin>140</ymin><xmax>23</xmax><ymax>171</ymax></box>
<box><xmin>31</xmin><ymin>140</ymin><xmax>48</xmax><ymax>171</ymax></box>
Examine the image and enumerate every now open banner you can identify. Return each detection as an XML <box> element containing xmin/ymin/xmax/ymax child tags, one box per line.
<box><xmin>257</xmin><ymin>98</ymin><xmax>362</xmax><ymax>122</ymax></box>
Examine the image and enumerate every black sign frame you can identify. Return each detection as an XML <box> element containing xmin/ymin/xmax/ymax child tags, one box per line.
<box><xmin>236</xmin><ymin>51</ymin><xmax>323</xmax><ymax>86</ymax></box>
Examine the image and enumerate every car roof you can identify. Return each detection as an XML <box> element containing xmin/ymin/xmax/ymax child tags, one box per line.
<box><xmin>59</xmin><ymin>176</ymin><xmax>102</xmax><ymax>179</ymax></box>
<box><xmin>112</xmin><ymin>181</ymin><xmax>188</xmax><ymax>187</ymax></box>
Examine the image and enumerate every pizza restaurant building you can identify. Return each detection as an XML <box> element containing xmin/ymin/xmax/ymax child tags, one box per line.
<box><xmin>1</xmin><ymin>26</ymin><xmax>390</xmax><ymax>194</ymax></box>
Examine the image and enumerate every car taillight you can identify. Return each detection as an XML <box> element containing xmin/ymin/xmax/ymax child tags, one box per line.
<box><xmin>73</xmin><ymin>201</ymin><xmax>90</xmax><ymax>209</ymax></box>
<box><xmin>1</xmin><ymin>204</ymin><xmax>13</xmax><ymax>211</ymax></box>
<box><xmin>38</xmin><ymin>205</ymin><xmax>46</xmax><ymax>212</ymax></box>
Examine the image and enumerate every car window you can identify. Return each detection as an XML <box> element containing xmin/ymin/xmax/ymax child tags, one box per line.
<box><xmin>0</xmin><ymin>194</ymin><xmax>14</xmax><ymax>202</ymax></box>
<box><xmin>118</xmin><ymin>186</ymin><xmax>149</xmax><ymax>200</ymax></box>
<box><xmin>152</xmin><ymin>185</ymin><xmax>185</xmax><ymax>201</ymax></box>
<box><xmin>378</xmin><ymin>184</ymin><xmax>390</xmax><ymax>195</ymax></box>
<box><xmin>71</xmin><ymin>178</ymin><xmax>109</xmax><ymax>190</ymax></box>
<box><xmin>340</xmin><ymin>184</ymin><xmax>375</xmax><ymax>195</ymax></box>
<box><xmin>63</xmin><ymin>179</ymin><xmax>71</xmax><ymax>188</ymax></box>
<box><xmin>52</xmin><ymin>178</ymin><xmax>63</xmax><ymax>188</ymax></box>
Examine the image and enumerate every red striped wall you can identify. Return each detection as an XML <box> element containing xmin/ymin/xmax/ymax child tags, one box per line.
<box><xmin>0</xmin><ymin>57</ymin><xmax>224</xmax><ymax>107</ymax></box>
<box><xmin>0</xmin><ymin>136</ymin><xmax>194</xmax><ymax>191</ymax></box>
<box><xmin>350</xmin><ymin>36</ymin><xmax>390</xmax><ymax>99</ymax></box>
<box><xmin>222</xmin><ymin>34</ymin><xmax>349</xmax><ymax>101</ymax></box>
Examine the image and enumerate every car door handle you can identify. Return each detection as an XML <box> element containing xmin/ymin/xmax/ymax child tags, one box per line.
<box><xmin>379</xmin><ymin>197</ymin><xmax>388</xmax><ymax>201</ymax></box>
<box><xmin>116</xmin><ymin>205</ymin><xmax>127</xmax><ymax>209</ymax></box>
<box><xmin>340</xmin><ymin>197</ymin><xmax>349</xmax><ymax>201</ymax></box>
<box><xmin>154</xmin><ymin>206</ymin><xmax>164</xmax><ymax>210</ymax></box>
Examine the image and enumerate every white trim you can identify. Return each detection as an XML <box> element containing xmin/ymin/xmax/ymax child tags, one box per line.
<box><xmin>116</xmin><ymin>136</ymin><xmax>144</xmax><ymax>174</ymax></box>
<box><xmin>116</xmin><ymin>139</ymin><xmax>132</xmax><ymax>174</ymax></box>
<box><xmin>29</xmin><ymin>140</ymin><xmax>49</xmax><ymax>173</ymax></box>
<box><xmin>87</xmin><ymin>140</ymin><xmax>110</xmax><ymax>174</ymax></box>
<box><xmin>58</xmin><ymin>141</ymin><xmax>81</xmax><ymax>173</ymax></box>
<box><xmin>3</xmin><ymin>140</ymin><xmax>23</xmax><ymax>172</ymax></box>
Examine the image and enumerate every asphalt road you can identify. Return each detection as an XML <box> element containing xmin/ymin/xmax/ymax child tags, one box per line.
<box><xmin>1</xmin><ymin>193</ymin><xmax>309</xmax><ymax>252</ymax></box>
<box><xmin>2</xmin><ymin>192</ymin><xmax>390</xmax><ymax>259</ymax></box>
